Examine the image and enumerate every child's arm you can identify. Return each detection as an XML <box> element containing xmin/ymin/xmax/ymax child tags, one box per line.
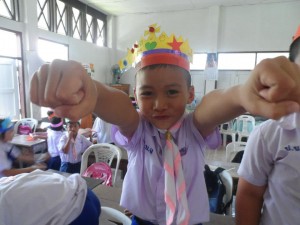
<box><xmin>1</xmin><ymin>164</ymin><xmax>47</xmax><ymax>177</ymax></box>
<box><xmin>30</xmin><ymin>60</ymin><xmax>139</xmax><ymax>138</ymax></box>
<box><xmin>194</xmin><ymin>56</ymin><xmax>300</xmax><ymax>137</ymax></box>
<box><xmin>235</xmin><ymin>178</ymin><xmax>266</xmax><ymax>225</ymax></box>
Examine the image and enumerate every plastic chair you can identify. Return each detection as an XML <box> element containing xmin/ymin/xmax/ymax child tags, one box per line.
<box><xmin>80</xmin><ymin>143</ymin><xmax>122</xmax><ymax>186</ymax></box>
<box><xmin>14</xmin><ymin>118</ymin><xmax>38</xmax><ymax>134</ymax></box>
<box><xmin>225</xmin><ymin>141</ymin><xmax>247</xmax><ymax>162</ymax></box>
<box><xmin>218</xmin><ymin>170</ymin><xmax>233</xmax><ymax>215</ymax></box>
<box><xmin>220</xmin><ymin>120</ymin><xmax>236</xmax><ymax>146</ymax></box>
<box><xmin>101</xmin><ymin>206</ymin><xmax>131</xmax><ymax>225</ymax></box>
<box><xmin>234</xmin><ymin>115</ymin><xmax>255</xmax><ymax>142</ymax></box>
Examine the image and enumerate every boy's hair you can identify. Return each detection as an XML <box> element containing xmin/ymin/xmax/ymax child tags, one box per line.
<box><xmin>289</xmin><ymin>37</ymin><xmax>300</xmax><ymax>62</ymax></box>
<box><xmin>0</xmin><ymin>118</ymin><xmax>14</xmax><ymax>139</ymax></box>
<box><xmin>136</xmin><ymin>64</ymin><xmax>192</xmax><ymax>87</ymax></box>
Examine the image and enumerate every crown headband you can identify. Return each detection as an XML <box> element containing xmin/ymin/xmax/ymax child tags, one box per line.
<box><xmin>292</xmin><ymin>25</ymin><xmax>300</xmax><ymax>42</ymax></box>
<box><xmin>118</xmin><ymin>24</ymin><xmax>193</xmax><ymax>72</ymax></box>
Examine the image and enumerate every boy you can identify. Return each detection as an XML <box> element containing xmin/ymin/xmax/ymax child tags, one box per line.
<box><xmin>235</xmin><ymin>26</ymin><xmax>300</xmax><ymax>225</ymax></box>
<box><xmin>30</xmin><ymin>24</ymin><xmax>300</xmax><ymax>224</ymax></box>
<box><xmin>58</xmin><ymin>120</ymin><xmax>92</xmax><ymax>173</ymax></box>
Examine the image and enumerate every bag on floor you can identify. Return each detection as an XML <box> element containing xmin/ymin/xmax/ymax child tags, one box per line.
<box><xmin>204</xmin><ymin>164</ymin><xmax>226</xmax><ymax>214</ymax></box>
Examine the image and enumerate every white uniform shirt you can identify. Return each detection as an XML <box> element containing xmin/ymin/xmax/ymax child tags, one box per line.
<box><xmin>112</xmin><ymin>112</ymin><xmax>221</xmax><ymax>225</ymax></box>
<box><xmin>0</xmin><ymin>142</ymin><xmax>20</xmax><ymax>178</ymax></box>
<box><xmin>47</xmin><ymin>129</ymin><xmax>64</xmax><ymax>157</ymax></box>
<box><xmin>0</xmin><ymin>170</ymin><xmax>87</xmax><ymax>225</ymax></box>
<box><xmin>58</xmin><ymin>133</ymin><xmax>92</xmax><ymax>163</ymax></box>
<box><xmin>92</xmin><ymin>117</ymin><xmax>113</xmax><ymax>143</ymax></box>
<box><xmin>238</xmin><ymin>112</ymin><xmax>300</xmax><ymax>225</ymax></box>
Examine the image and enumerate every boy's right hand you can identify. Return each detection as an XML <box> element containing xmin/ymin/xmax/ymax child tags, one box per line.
<box><xmin>30</xmin><ymin>59</ymin><xmax>97</xmax><ymax>121</ymax></box>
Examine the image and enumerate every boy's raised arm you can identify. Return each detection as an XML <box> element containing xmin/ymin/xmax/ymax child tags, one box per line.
<box><xmin>194</xmin><ymin>56</ymin><xmax>300</xmax><ymax>137</ymax></box>
<box><xmin>30</xmin><ymin>59</ymin><xmax>139</xmax><ymax>138</ymax></box>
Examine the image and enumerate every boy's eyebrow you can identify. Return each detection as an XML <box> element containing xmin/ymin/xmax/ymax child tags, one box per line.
<box><xmin>138</xmin><ymin>83</ymin><xmax>182</xmax><ymax>90</ymax></box>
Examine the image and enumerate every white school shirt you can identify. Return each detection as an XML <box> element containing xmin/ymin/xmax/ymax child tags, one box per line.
<box><xmin>0</xmin><ymin>141</ymin><xmax>21</xmax><ymax>178</ymax></box>
<box><xmin>112</xmin><ymin>112</ymin><xmax>221</xmax><ymax>225</ymax></box>
<box><xmin>238</xmin><ymin>112</ymin><xmax>300</xmax><ymax>225</ymax></box>
<box><xmin>58</xmin><ymin>133</ymin><xmax>92</xmax><ymax>163</ymax></box>
<box><xmin>47</xmin><ymin>129</ymin><xmax>64</xmax><ymax>157</ymax></box>
<box><xmin>0</xmin><ymin>170</ymin><xmax>87</xmax><ymax>225</ymax></box>
<box><xmin>92</xmin><ymin>117</ymin><xmax>113</xmax><ymax>143</ymax></box>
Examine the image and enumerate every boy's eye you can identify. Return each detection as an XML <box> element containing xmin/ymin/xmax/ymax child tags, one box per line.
<box><xmin>140</xmin><ymin>91</ymin><xmax>153</xmax><ymax>96</ymax></box>
<box><xmin>167</xmin><ymin>89</ymin><xmax>179</xmax><ymax>95</ymax></box>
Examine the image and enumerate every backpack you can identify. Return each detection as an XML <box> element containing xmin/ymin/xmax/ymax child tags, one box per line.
<box><xmin>204</xmin><ymin>164</ymin><xmax>228</xmax><ymax>214</ymax></box>
<box><xmin>82</xmin><ymin>162</ymin><xmax>113</xmax><ymax>186</ymax></box>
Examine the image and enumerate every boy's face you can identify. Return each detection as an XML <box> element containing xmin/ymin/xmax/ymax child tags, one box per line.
<box><xmin>134</xmin><ymin>66</ymin><xmax>194</xmax><ymax>130</ymax></box>
<box><xmin>67</xmin><ymin>122</ymin><xmax>79</xmax><ymax>135</ymax></box>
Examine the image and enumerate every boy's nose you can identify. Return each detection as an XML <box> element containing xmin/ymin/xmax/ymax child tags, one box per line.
<box><xmin>154</xmin><ymin>96</ymin><xmax>167</xmax><ymax>111</ymax></box>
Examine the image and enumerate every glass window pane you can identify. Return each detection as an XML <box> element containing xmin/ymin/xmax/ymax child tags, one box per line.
<box><xmin>0</xmin><ymin>29</ymin><xmax>19</xmax><ymax>57</ymax></box>
<box><xmin>256</xmin><ymin>52</ymin><xmax>289</xmax><ymax>64</ymax></box>
<box><xmin>56</xmin><ymin>0</ymin><xmax>67</xmax><ymax>35</ymax></box>
<box><xmin>96</xmin><ymin>19</ymin><xmax>104</xmax><ymax>46</ymax></box>
<box><xmin>0</xmin><ymin>0</ymin><xmax>13</xmax><ymax>19</ymax></box>
<box><xmin>86</xmin><ymin>14</ymin><xmax>93</xmax><ymax>43</ymax></box>
<box><xmin>72</xmin><ymin>8</ymin><xmax>82</xmax><ymax>40</ymax></box>
<box><xmin>37</xmin><ymin>0</ymin><xmax>50</xmax><ymax>30</ymax></box>
<box><xmin>218</xmin><ymin>53</ymin><xmax>256</xmax><ymax>70</ymax></box>
<box><xmin>190</xmin><ymin>53</ymin><xmax>207</xmax><ymax>70</ymax></box>
<box><xmin>37</xmin><ymin>39</ymin><xmax>68</xmax><ymax>63</ymax></box>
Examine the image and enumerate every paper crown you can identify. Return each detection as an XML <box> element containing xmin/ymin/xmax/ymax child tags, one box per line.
<box><xmin>118</xmin><ymin>24</ymin><xmax>193</xmax><ymax>72</ymax></box>
<box><xmin>292</xmin><ymin>25</ymin><xmax>300</xmax><ymax>42</ymax></box>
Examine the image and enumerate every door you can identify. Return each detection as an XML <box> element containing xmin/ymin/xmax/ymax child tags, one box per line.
<box><xmin>0</xmin><ymin>57</ymin><xmax>20</xmax><ymax>120</ymax></box>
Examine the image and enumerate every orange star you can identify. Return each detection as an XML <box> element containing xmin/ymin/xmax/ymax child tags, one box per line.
<box><xmin>168</xmin><ymin>36</ymin><xmax>183</xmax><ymax>51</ymax></box>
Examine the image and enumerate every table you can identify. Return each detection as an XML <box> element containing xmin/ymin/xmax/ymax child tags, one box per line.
<box><xmin>47</xmin><ymin>169</ymin><xmax>103</xmax><ymax>190</ymax></box>
<box><xmin>10</xmin><ymin>134</ymin><xmax>47</xmax><ymax>153</ymax></box>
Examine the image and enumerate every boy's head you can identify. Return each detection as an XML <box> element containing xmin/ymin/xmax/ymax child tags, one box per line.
<box><xmin>66</xmin><ymin>120</ymin><xmax>80</xmax><ymax>132</ymax></box>
<box><xmin>0</xmin><ymin>118</ymin><xmax>14</xmax><ymax>141</ymax></box>
<box><xmin>289</xmin><ymin>25</ymin><xmax>300</xmax><ymax>64</ymax></box>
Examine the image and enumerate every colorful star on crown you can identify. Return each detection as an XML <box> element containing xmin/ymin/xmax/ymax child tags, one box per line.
<box><xmin>118</xmin><ymin>23</ymin><xmax>193</xmax><ymax>72</ymax></box>
<box><xmin>293</xmin><ymin>25</ymin><xmax>300</xmax><ymax>42</ymax></box>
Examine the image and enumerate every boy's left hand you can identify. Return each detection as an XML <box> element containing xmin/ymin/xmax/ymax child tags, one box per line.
<box><xmin>241</xmin><ymin>56</ymin><xmax>300</xmax><ymax>119</ymax></box>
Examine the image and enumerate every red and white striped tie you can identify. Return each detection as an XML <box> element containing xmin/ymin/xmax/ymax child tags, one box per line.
<box><xmin>164</xmin><ymin>121</ymin><xmax>190</xmax><ymax>225</ymax></box>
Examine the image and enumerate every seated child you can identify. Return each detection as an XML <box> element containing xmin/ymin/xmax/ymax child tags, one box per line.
<box><xmin>0</xmin><ymin>169</ymin><xmax>101</xmax><ymax>225</ymax></box>
<box><xmin>0</xmin><ymin>117</ymin><xmax>46</xmax><ymax>178</ymax></box>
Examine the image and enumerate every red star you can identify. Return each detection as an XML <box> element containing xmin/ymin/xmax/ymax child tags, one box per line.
<box><xmin>168</xmin><ymin>37</ymin><xmax>183</xmax><ymax>51</ymax></box>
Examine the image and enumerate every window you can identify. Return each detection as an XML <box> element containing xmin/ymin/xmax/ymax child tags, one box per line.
<box><xmin>190</xmin><ymin>53</ymin><xmax>207</xmax><ymax>70</ymax></box>
<box><xmin>218</xmin><ymin>53</ymin><xmax>256</xmax><ymax>70</ymax></box>
<box><xmin>37</xmin><ymin>39</ymin><xmax>68</xmax><ymax>117</ymax></box>
<box><xmin>37</xmin><ymin>0</ymin><xmax>51</xmax><ymax>31</ymax></box>
<box><xmin>0</xmin><ymin>29</ymin><xmax>23</xmax><ymax>120</ymax></box>
<box><xmin>37</xmin><ymin>39</ymin><xmax>68</xmax><ymax>63</ymax></box>
<box><xmin>0</xmin><ymin>0</ymin><xmax>19</xmax><ymax>21</ymax></box>
<box><xmin>37</xmin><ymin>0</ymin><xmax>107</xmax><ymax>46</ymax></box>
<box><xmin>256</xmin><ymin>52</ymin><xmax>289</xmax><ymax>64</ymax></box>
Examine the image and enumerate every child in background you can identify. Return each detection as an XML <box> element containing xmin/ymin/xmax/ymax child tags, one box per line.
<box><xmin>0</xmin><ymin>118</ymin><xmax>46</xmax><ymax>178</ymax></box>
<box><xmin>92</xmin><ymin>115</ymin><xmax>113</xmax><ymax>144</ymax></box>
<box><xmin>235</xmin><ymin>26</ymin><xmax>300</xmax><ymax>225</ymax></box>
<box><xmin>46</xmin><ymin>110</ymin><xmax>64</xmax><ymax>170</ymax></box>
<box><xmin>58</xmin><ymin>120</ymin><xmax>92</xmax><ymax>173</ymax></box>
<box><xmin>30</xmin><ymin>24</ymin><xmax>300</xmax><ymax>225</ymax></box>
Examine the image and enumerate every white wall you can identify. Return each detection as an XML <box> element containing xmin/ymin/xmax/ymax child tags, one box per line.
<box><xmin>114</xmin><ymin>1</ymin><xmax>300</xmax><ymax>95</ymax></box>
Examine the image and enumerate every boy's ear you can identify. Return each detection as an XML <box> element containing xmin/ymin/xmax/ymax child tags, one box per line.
<box><xmin>187</xmin><ymin>86</ymin><xmax>195</xmax><ymax>104</ymax></box>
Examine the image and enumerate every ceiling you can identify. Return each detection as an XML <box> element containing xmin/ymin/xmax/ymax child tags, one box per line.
<box><xmin>81</xmin><ymin>0</ymin><xmax>296</xmax><ymax>16</ymax></box>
